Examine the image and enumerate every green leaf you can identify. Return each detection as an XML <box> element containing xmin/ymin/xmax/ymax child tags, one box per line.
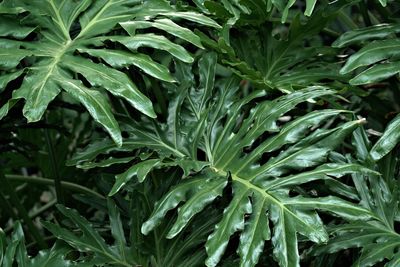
<box><xmin>282</xmin><ymin>196</ymin><xmax>373</xmax><ymax>221</ymax></box>
<box><xmin>0</xmin><ymin>0</ymin><xmax>26</xmax><ymax>14</ymax></box>
<box><xmin>76</xmin><ymin>156</ymin><xmax>135</xmax><ymax>170</ymax></box>
<box><xmin>350</xmin><ymin>62</ymin><xmax>400</xmax><ymax>85</ymax></box>
<box><xmin>160</xmin><ymin>11</ymin><xmax>222</xmax><ymax>28</ymax></box>
<box><xmin>121</xmin><ymin>19</ymin><xmax>204</xmax><ymax>48</ymax></box>
<box><xmin>0</xmin><ymin>98</ymin><xmax>18</xmax><ymax>120</ymax></box>
<box><xmin>0</xmin><ymin>70</ymin><xmax>23</xmax><ymax>93</ymax></box>
<box><xmin>305</xmin><ymin>0</ymin><xmax>317</xmax><ymax>16</ymax></box>
<box><xmin>29</xmin><ymin>242</ymin><xmax>85</xmax><ymax>267</ymax></box>
<box><xmin>43</xmin><ymin>205</ymin><xmax>133</xmax><ymax>267</ymax></box>
<box><xmin>0</xmin><ymin>0</ymin><xmax>215</xmax><ymax>143</ymax></box>
<box><xmin>311</xmin><ymin>138</ymin><xmax>400</xmax><ymax>267</ymax></box>
<box><xmin>378</xmin><ymin>0</ymin><xmax>387</xmax><ymax>7</ymax></box>
<box><xmin>0</xmin><ymin>48</ymin><xmax>32</xmax><ymax>69</ymax></box>
<box><xmin>109</xmin><ymin>159</ymin><xmax>161</xmax><ymax>196</ymax></box>
<box><xmin>63</xmin><ymin>55</ymin><xmax>156</xmax><ymax>118</ymax></box>
<box><xmin>334</xmin><ymin>23</ymin><xmax>400</xmax><ymax>84</ymax></box>
<box><xmin>78</xmin><ymin>48</ymin><xmax>175</xmax><ymax>83</ymax></box>
<box><xmin>198</xmin><ymin>52</ymin><xmax>217</xmax><ymax>112</ymax></box>
<box><xmin>11</xmin><ymin>63</ymin><xmax>61</xmax><ymax>122</ymax></box>
<box><xmin>238</xmin><ymin>192</ymin><xmax>270</xmax><ymax>267</ymax></box>
<box><xmin>70</xmin><ymin>58</ymin><xmax>372</xmax><ymax>267</ymax></box>
<box><xmin>333</xmin><ymin>24</ymin><xmax>400</xmax><ymax>48</ymax></box>
<box><xmin>264</xmin><ymin>163</ymin><xmax>379</xmax><ymax>189</ymax></box>
<box><xmin>0</xmin><ymin>18</ymin><xmax>35</xmax><ymax>39</ymax></box>
<box><xmin>3</xmin><ymin>222</ymin><xmax>24</xmax><ymax>267</ymax></box>
<box><xmin>370</xmin><ymin>114</ymin><xmax>400</xmax><ymax>161</ymax></box>
<box><xmin>107</xmin><ymin>199</ymin><xmax>127</xmax><ymax>261</ymax></box>
<box><xmin>76</xmin><ymin>0</ymin><xmax>138</xmax><ymax>39</ymax></box>
<box><xmin>66</xmin><ymin>138</ymin><xmax>138</xmax><ymax>166</ymax></box>
<box><xmin>167</xmin><ymin>174</ymin><xmax>227</xmax><ymax>239</ymax></box>
<box><xmin>269</xmin><ymin>202</ymin><xmax>300</xmax><ymax>267</ymax></box>
<box><xmin>138</xmin><ymin>81</ymin><xmax>370</xmax><ymax>266</ymax></box>
<box><xmin>205</xmin><ymin>184</ymin><xmax>252</xmax><ymax>267</ymax></box>
<box><xmin>43</xmin><ymin>205</ymin><xmax>112</xmax><ymax>254</ymax></box>
<box><xmin>112</xmin><ymin>34</ymin><xmax>194</xmax><ymax>63</ymax></box>
<box><xmin>56</xmin><ymin>79</ymin><xmax>122</xmax><ymax>146</ymax></box>
<box><xmin>142</xmin><ymin>174</ymin><xmax>227</xmax><ymax>236</ymax></box>
<box><xmin>340</xmin><ymin>39</ymin><xmax>400</xmax><ymax>74</ymax></box>
<box><xmin>0</xmin><ymin>222</ymin><xmax>94</xmax><ymax>266</ymax></box>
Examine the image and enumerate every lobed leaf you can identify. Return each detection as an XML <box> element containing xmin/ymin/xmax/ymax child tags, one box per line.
<box><xmin>0</xmin><ymin>0</ymin><xmax>216</xmax><ymax>144</ymax></box>
<box><xmin>333</xmin><ymin>23</ymin><xmax>400</xmax><ymax>48</ymax></box>
<box><xmin>340</xmin><ymin>39</ymin><xmax>400</xmax><ymax>74</ymax></box>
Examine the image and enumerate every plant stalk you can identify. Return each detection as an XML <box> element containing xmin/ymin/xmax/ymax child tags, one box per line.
<box><xmin>4</xmin><ymin>174</ymin><xmax>105</xmax><ymax>199</ymax></box>
<box><xmin>44</xmin><ymin>124</ymin><xmax>65</xmax><ymax>204</ymax></box>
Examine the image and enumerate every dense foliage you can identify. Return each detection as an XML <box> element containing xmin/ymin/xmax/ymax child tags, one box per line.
<box><xmin>1</xmin><ymin>0</ymin><xmax>400</xmax><ymax>266</ymax></box>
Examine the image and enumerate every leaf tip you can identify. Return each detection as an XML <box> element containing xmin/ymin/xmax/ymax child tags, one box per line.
<box><xmin>141</xmin><ymin>222</ymin><xmax>152</xmax><ymax>235</ymax></box>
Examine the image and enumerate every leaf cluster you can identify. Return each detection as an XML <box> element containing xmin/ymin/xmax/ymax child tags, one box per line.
<box><xmin>1</xmin><ymin>1</ymin><xmax>400</xmax><ymax>267</ymax></box>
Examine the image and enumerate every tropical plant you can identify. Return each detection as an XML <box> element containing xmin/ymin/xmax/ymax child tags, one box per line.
<box><xmin>70</xmin><ymin>54</ymin><xmax>377</xmax><ymax>266</ymax></box>
<box><xmin>334</xmin><ymin>23</ymin><xmax>400</xmax><ymax>86</ymax></box>
<box><xmin>311</xmin><ymin>125</ymin><xmax>400</xmax><ymax>267</ymax></box>
<box><xmin>0</xmin><ymin>0</ymin><xmax>219</xmax><ymax>145</ymax></box>
<box><xmin>1</xmin><ymin>0</ymin><xmax>400</xmax><ymax>267</ymax></box>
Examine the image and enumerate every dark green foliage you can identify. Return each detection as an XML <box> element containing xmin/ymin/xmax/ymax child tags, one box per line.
<box><xmin>1</xmin><ymin>0</ymin><xmax>400</xmax><ymax>267</ymax></box>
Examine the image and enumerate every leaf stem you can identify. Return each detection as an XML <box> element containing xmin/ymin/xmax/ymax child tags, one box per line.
<box><xmin>44</xmin><ymin>122</ymin><xmax>65</xmax><ymax>204</ymax></box>
<box><xmin>337</xmin><ymin>10</ymin><xmax>358</xmax><ymax>30</ymax></box>
<box><xmin>359</xmin><ymin>1</ymin><xmax>372</xmax><ymax>26</ymax></box>
<box><xmin>4</xmin><ymin>174</ymin><xmax>105</xmax><ymax>199</ymax></box>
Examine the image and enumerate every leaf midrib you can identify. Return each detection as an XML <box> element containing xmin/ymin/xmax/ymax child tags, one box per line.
<box><xmin>232</xmin><ymin>175</ymin><xmax>323</xmax><ymax>236</ymax></box>
<box><xmin>76</xmin><ymin>0</ymin><xmax>124</xmax><ymax>39</ymax></box>
<box><xmin>60</xmin><ymin>79</ymin><xmax>119</xmax><ymax>133</ymax></box>
<box><xmin>48</xmin><ymin>0</ymin><xmax>71</xmax><ymax>40</ymax></box>
<box><xmin>31</xmin><ymin>40</ymin><xmax>71</xmax><ymax>111</ymax></box>
<box><xmin>234</xmin><ymin>110</ymin><xmax>340</xmax><ymax>175</ymax></box>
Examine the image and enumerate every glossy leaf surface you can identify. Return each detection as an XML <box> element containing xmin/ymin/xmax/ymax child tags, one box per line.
<box><xmin>0</xmin><ymin>0</ymin><xmax>218</xmax><ymax>144</ymax></box>
<box><xmin>72</xmin><ymin>54</ymin><xmax>373</xmax><ymax>267</ymax></box>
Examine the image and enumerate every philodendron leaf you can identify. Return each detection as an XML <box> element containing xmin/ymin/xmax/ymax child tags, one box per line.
<box><xmin>335</xmin><ymin>24</ymin><xmax>400</xmax><ymax>85</ymax></box>
<box><xmin>144</xmin><ymin>81</ymin><xmax>373</xmax><ymax>267</ymax></box>
<box><xmin>311</xmin><ymin>148</ymin><xmax>400</xmax><ymax>267</ymax></box>
<box><xmin>28</xmin><ymin>242</ymin><xmax>89</xmax><ymax>267</ymax></box>
<box><xmin>349</xmin><ymin>62</ymin><xmax>400</xmax><ymax>85</ymax></box>
<box><xmin>121</xmin><ymin>19</ymin><xmax>204</xmax><ymax>49</ymax></box>
<box><xmin>78</xmin><ymin>48</ymin><xmax>175</xmax><ymax>83</ymax></box>
<box><xmin>225</xmin><ymin>0</ymin><xmax>386</xmax><ymax>22</ymax></box>
<box><xmin>2</xmin><ymin>221</ymin><xmax>25</xmax><ymax>267</ymax></box>
<box><xmin>107</xmin><ymin>199</ymin><xmax>127</xmax><ymax>261</ymax></box>
<box><xmin>43</xmin><ymin>204</ymin><xmax>135</xmax><ymax>267</ymax></box>
<box><xmin>0</xmin><ymin>0</ymin><xmax>219</xmax><ymax>144</ymax></box>
<box><xmin>0</xmin><ymin>222</ymin><xmax>92</xmax><ymax>267</ymax></box>
<box><xmin>332</xmin><ymin>24</ymin><xmax>400</xmax><ymax>48</ymax></box>
<box><xmin>57</xmin><ymin>78</ymin><xmax>122</xmax><ymax>146</ymax></box>
<box><xmin>370</xmin><ymin>113</ymin><xmax>400</xmax><ymax>161</ymax></box>
<box><xmin>141</xmin><ymin>173</ymin><xmax>228</xmax><ymax>236</ymax></box>
<box><xmin>340</xmin><ymin>39</ymin><xmax>400</xmax><ymax>75</ymax></box>
<box><xmin>109</xmin><ymin>159</ymin><xmax>162</xmax><ymax>196</ymax></box>
<box><xmin>69</xmin><ymin>53</ymin><xmax>374</xmax><ymax>266</ymax></box>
